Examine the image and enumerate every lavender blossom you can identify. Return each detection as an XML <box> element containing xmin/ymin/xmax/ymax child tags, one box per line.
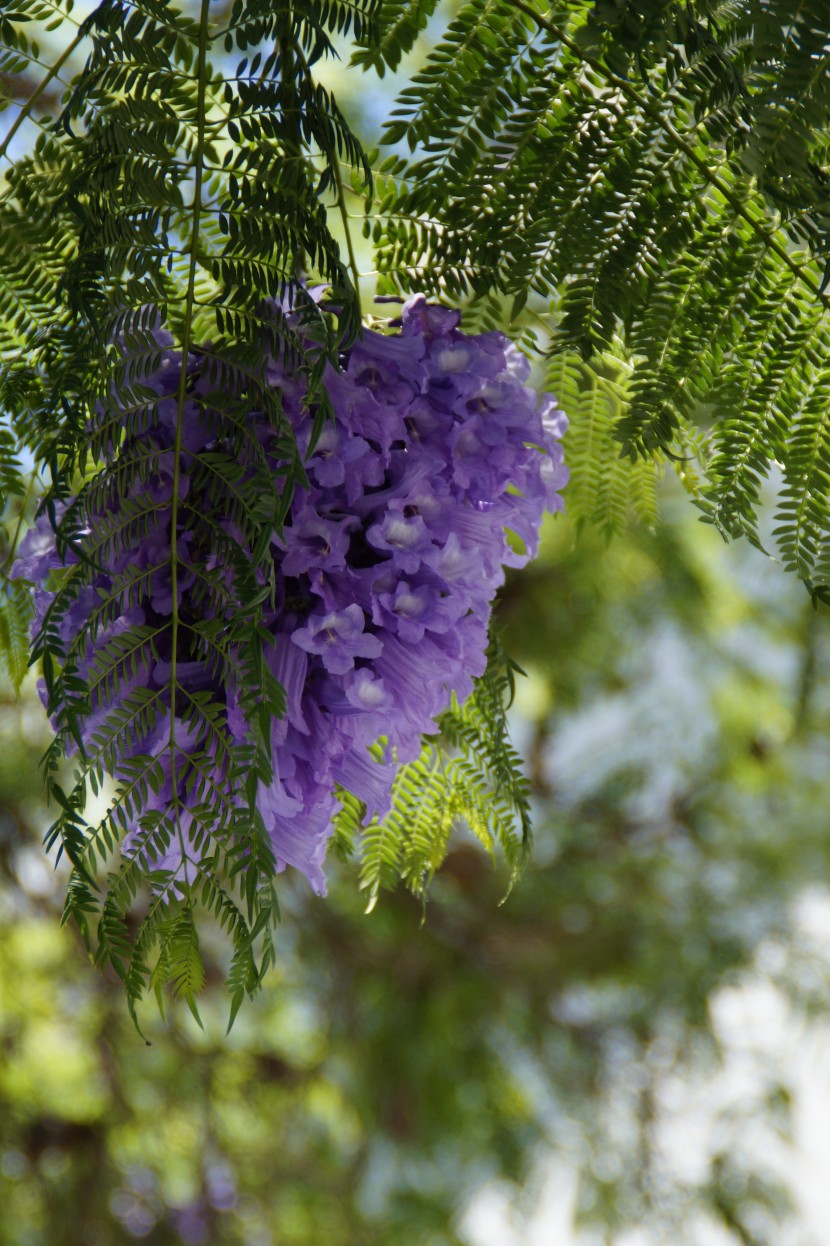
<box><xmin>14</xmin><ymin>296</ymin><xmax>568</xmax><ymax>895</ymax></box>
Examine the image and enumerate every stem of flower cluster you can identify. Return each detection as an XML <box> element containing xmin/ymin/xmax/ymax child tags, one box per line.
<box><xmin>333</xmin><ymin>156</ymin><xmax>363</xmax><ymax>318</ymax></box>
<box><xmin>169</xmin><ymin>0</ymin><xmax>211</xmax><ymax>897</ymax></box>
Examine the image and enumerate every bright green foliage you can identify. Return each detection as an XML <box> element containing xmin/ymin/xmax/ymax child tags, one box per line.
<box><xmin>360</xmin><ymin>0</ymin><xmax>830</xmax><ymax>595</ymax></box>
<box><xmin>546</xmin><ymin>349</ymin><xmax>659</xmax><ymax>538</ymax></box>
<box><xmin>334</xmin><ymin>637</ymin><xmax>531</xmax><ymax>909</ymax></box>
<box><xmin>0</xmin><ymin>575</ymin><xmax>32</xmax><ymax>691</ymax></box>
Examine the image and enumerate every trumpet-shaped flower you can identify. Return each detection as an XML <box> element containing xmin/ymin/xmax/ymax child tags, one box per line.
<box><xmin>14</xmin><ymin>295</ymin><xmax>568</xmax><ymax>894</ymax></box>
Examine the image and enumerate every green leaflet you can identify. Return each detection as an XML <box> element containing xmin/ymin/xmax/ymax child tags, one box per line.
<box><xmin>546</xmin><ymin>349</ymin><xmax>659</xmax><ymax>540</ymax></box>
<box><xmin>351</xmin><ymin>0</ymin><xmax>440</xmax><ymax>75</ymax></box>
<box><xmin>0</xmin><ymin>575</ymin><xmax>33</xmax><ymax>692</ymax></box>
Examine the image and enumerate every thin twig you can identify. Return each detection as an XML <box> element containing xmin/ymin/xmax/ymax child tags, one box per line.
<box><xmin>332</xmin><ymin>156</ymin><xmax>363</xmax><ymax>316</ymax></box>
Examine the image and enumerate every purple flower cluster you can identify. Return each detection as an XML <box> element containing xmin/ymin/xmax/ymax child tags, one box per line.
<box><xmin>15</xmin><ymin>296</ymin><xmax>567</xmax><ymax>893</ymax></box>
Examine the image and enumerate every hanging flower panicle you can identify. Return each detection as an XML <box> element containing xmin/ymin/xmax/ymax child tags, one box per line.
<box><xmin>14</xmin><ymin>297</ymin><xmax>568</xmax><ymax>893</ymax></box>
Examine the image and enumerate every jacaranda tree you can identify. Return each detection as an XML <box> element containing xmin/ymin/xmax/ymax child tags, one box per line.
<box><xmin>1</xmin><ymin>0</ymin><xmax>830</xmax><ymax>1021</ymax></box>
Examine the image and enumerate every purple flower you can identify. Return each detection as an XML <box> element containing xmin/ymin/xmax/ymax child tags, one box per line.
<box><xmin>345</xmin><ymin>329</ymin><xmax>426</xmax><ymax>400</ymax></box>
<box><xmin>291</xmin><ymin>604</ymin><xmax>383</xmax><ymax>675</ymax></box>
<box><xmin>13</xmin><ymin>295</ymin><xmax>568</xmax><ymax>896</ymax></box>
<box><xmin>306</xmin><ymin>422</ymin><xmax>372</xmax><ymax>489</ymax></box>
<box><xmin>375</xmin><ymin>576</ymin><xmax>461</xmax><ymax>644</ymax></box>
<box><xmin>366</xmin><ymin>510</ymin><xmax>433</xmax><ymax>574</ymax></box>
<box><xmin>279</xmin><ymin>505</ymin><xmax>355</xmax><ymax>578</ymax></box>
<box><xmin>344</xmin><ymin>668</ymin><xmax>393</xmax><ymax>712</ymax></box>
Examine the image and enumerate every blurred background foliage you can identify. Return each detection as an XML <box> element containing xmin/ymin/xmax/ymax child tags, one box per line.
<box><xmin>4</xmin><ymin>477</ymin><xmax>830</xmax><ymax>1245</ymax></box>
